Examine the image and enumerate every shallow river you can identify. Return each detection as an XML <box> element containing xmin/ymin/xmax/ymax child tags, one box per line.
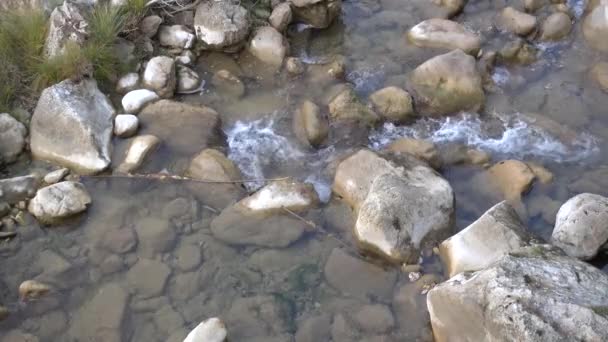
<box><xmin>1</xmin><ymin>0</ymin><xmax>608</xmax><ymax>340</ymax></box>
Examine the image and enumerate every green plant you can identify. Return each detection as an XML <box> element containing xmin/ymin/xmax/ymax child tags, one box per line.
<box><xmin>0</xmin><ymin>9</ymin><xmax>48</xmax><ymax>110</ymax></box>
<box><xmin>0</xmin><ymin>2</ymin><xmax>148</xmax><ymax>111</ymax></box>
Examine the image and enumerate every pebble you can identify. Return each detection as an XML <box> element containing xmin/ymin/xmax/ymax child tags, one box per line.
<box><xmin>44</xmin><ymin>168</ymin><xmax>69</xmax><ymax>184</ymax></box>
<box><xmin>114</xmin><ymin>114</ymin><xmax>139</xmax><ymax>138</ymax></box>
<box><xmin>19</xmin><ymin>280</ymin><xmax>51</xmax><ymax>301</ymax></box>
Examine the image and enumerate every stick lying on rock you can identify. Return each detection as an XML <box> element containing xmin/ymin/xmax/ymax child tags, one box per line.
<box><xmin>84</xmin><ymin>173</ymin><xmax>289</xmax><ymax>184</ymax></box>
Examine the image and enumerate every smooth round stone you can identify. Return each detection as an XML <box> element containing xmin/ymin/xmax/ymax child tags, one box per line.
<box><xmin>114</xmin><ymin>114</ymin><xmax>139</xmax><ymax>138</ymax></box>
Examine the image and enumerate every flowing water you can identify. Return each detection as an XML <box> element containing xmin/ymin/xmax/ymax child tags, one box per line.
<box><xmin>2</xmin><ymin>0</ymin><xmax>608</xmax><ymax>340</ymax></box>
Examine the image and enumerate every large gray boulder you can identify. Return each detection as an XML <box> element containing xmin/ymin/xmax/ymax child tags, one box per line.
<box><xmin>292</xmin><ymin>0</ymin><xmax>342</xmax><ymax>29</ymax></box>
<box><xmin>30</xmin><ymin>79</ymin><xmax>115</xmax><ymax>174</ymax></box>
<box><xmin>427</xmin><ymin>245</ymin><xmax>608</xmax><ymax>342</ymax></box>
<box><xmin>551</xmin><ymin>193</ymin><xmax>608</xmax><ymax>260</ymax></box>
<box><xmin>407</xmin><ymin>19</ymin><xmax>481</xmax><ymax>55</ymax></box>
<box><xmin>44</xmin><ymin>1</ymin><xmax>89</xmax><ymax>58</ymax></box>
<box><xmin>28</xmin><ymin>181</ymin><xmax>91</xmax><ymax>224</ymax></box>
<box><xmin>439</xmin><ymin>201</ymin><xmax>533</xmax><ymax>277</ymax></box>
<box><xmin>193</xmin><ymin>1</ymin><xmax>250</xmax><ymax>51</ymax></box>
<box><xmin>333</xmin><ymin>149</ymin><xmax>454</xmax><ymax>263</ymax></box>
<box><xmin>409</xmin><ymin>50</ymin><xmax>485</xmax><ymax>116</ymax></box>
<box><xmin>0</xmin><ymin>113</ymin><xmax>27</xmax><ymax>164</ymax></box>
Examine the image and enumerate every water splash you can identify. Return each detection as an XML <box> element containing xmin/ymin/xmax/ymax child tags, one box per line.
<box><xmin>369</xmin><ymin>113</ymin><xmax>599</xmax><ymax>163</ymax></box>
<box><xmin>225</xmin><ymin>118</ymin><xmax>335</xmax><ymax>201</ymax></box>
<box><xmin>491</xmin><ymin>67</ymin><xmax>511</xmax><ymax>87</ymax></box>
<box><xmin>225</xmin><ymin>119</ymin><xmax>304</xmax><ymax>190</ymax></box>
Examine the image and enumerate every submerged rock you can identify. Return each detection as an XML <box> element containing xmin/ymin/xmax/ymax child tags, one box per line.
<box><xmin>427</xmin><ymin>245</ymin><xmax>608</xmax><ymax>342</ymax></box>
<box><xmin>143</xmin><ymin>56</ymin><xmax>177</xmax><ymax>98</ymax></box>
<box><xmin>407</xmin><ymin>19</ymin><xmax>481</xmax><ymax>55</ymax></box>
<box><xmin>44</xmin><ymin>1</ymin><xmax>88</xmax><ymax>58</ymax></box>
<box><xmin>248</xmin><ymin>26</ymin><xmax>289</xmax><ymax>67</ymax></box>
<box><xmin>68</xmin><ymin>283</ymin><xmax>128</xmax><ymax>341</ymax></box>
<box><xmin>486</xmin><ymin>160</ymin><xmax>536</xmax><ymax>202</ymax></box>
<box><xmin>157</xmin><ymin>25</ymin><xmax>195</xmax><ymax>49</ymax></box>
<box><xmin>212</xmin><ymin>69</ymin><xmax>245</xmax><ymax>98</ymax></box>
<box><xmin>0</xmin><ymin>174</ymin><xmax>40</xmax><ymax>204</ymax></box>
<box><xmin>187</xmin><ymin>148</ymin><xmax>241</xmax><ymax>182</ymax></box>
<box><xmin>19</xmin><ymin>280</ymin><xmax>51</xmax><ymax>301</ymax></box>
<box><xmin>387</xmin><ymin>138</ymin><xmax>441</xmax><ymax>169</ymax></box>
<box><xmin>285</xmin><ymin>57</ymin><xmax>305</xmax><ymax>75</ymax></box>
<box><xmin>176</xmin><ymin>65</ymin><xmax>201</xmax><ymax>93</ymax></box>
<box><xmin>28</xmin><ymin>181</ymin><xmax>91</xmax><ymax>224</ymax></box>
<box><xmin>583</xmin><ymin>5</ymin><xmax>608</xmax><ymax>52</ymax></box>
<box><xmin>193</xmin><ymin>1</ymin><xmax>250</xmax><ymax>51</ymax></box>
<box><xmin>292</xmin><ymin>0</ymin><xmax>341</xmax><ymax>29</ymax></box>
<box><xmin>0</xmin><ymin>113</ymin><xmax>27</xmax><ymax>164</ymax></box>
<box><xmin>540</xmin><ymin>12</ymin><xmax>572</xmax><ymax>41</ymax></box>
<box><xmin>210</xmin><ymin>179</ymin><xmax>318</xmax><ymax>247</ymax></box>
<box><xmin>369</xmin><ymin>86</ymin><xmax>415</xmax><ymax>122</ymax></box>
<box><xmin>126</xmin><ymin>258</ymin><xmax>171</xmax><ymax>298</ymax></box>
<box><xmin>324</xmin><ymin>248</ymin><xmax>398</xmax><ymax>301</ymax></box>
<box><xmin>184</xmin><ymin>317</ymin><xmax>227</xmax><ymax>342</ymax></box>
<box><xmin>30</xmin><ymin>79</ymin><xmax>114</xmax><ymax>174</ymax></box>
<box><xmin>328</xmin><ymin>88</ymin><xmax>378</xmax><ymax>124</ymax></box>
<box><xmin>116</xmin><ymin>135</ymin><xmax>161</xmax><ymax>173</ymax></box>
<box><xmin>138</xmin><ymin>100</ymin><xmax>223</xmax><ymax>157</ymax></box>
<box><xmin>333</xmin><ymin>149</ymin><xmax>454</xmax><ymax>262</ymax></box>
<box><xmin>591</xmin><ymin>62</ymin><xmax>608</xmax><ymax>92</ymax></box>
<box><xmin>498</xmin><ymin>7</ymin><xmax>537</xmax><ymax>36</ymax></box>
<box><xmin>551</xmin><ymin>193</ymin><xmax>608</xmax><ymax>260</ymax></box>
<box><xmin>122</xmin><ymin>89</ymin><xmax>160</xmax><ymax>114</ymax></box>
<box><xmin>293</xmin><ymin>100</ymin><xmax>329</xmax><ymax>147</ymax></box>
<box><xmin>409</xmin><ymin>50</ymin><xmax>484</xmax><ymax>116</ymax></box>
<box><xmin>439</xmin><ymin>201</ymin><xmax>533</xmax><ymax>277</ymax></box>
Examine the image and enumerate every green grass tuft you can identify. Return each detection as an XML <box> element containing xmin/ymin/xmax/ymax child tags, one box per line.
<box><xmin>0</xmin><ymin>9</ymin><xmax>48</xmax><ymax>111</ymax></box>
<box><xmin>0</xmin><ymin>1</ymin><xmax>149</xmax><ymax>111</ymax></box>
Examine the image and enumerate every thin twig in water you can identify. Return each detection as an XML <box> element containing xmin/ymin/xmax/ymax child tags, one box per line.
<box><xmin>281</xmin><ymin>207</ymin><xmax>356</xmax><ymax>252</ymax></box>
<box><xmin>83</xmin><ymin>173</ymin><xmax>289</xmax><ymax>184</ymax></box>
<box><xmin>282</xmin><ymin>207</ymin><xmax>317</xmax><ymax>231</ymax></box>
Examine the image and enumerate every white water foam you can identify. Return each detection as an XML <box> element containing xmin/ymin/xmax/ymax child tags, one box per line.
<box><xmin>491</xmin><ymin>67</ymin><xmax>511</xmax><ymax>87</ymax></box>
<box><xmin>225</xmin><ymin>119</ymin><xmax>334</xmax><ymax>201</ymax></box>
<box><xmin>369</xmin><ymin>113</ymin><xmax>599</xmax><ymax>163</ymax></box>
